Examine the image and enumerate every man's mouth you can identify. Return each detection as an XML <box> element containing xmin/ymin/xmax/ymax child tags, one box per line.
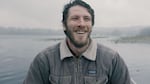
<box><xmin>76</xmin><ymin>31</ymin><xmax>85</xmax><ymax>34</ymax></box>
<box><xmin>75</xmin><ymin>30</ymin><xmax>87</xmax><ymax>34</ymax></box>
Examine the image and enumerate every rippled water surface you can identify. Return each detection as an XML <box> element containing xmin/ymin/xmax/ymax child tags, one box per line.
<box><xmin>0</xmin><ymin>35</ymin><xmax>149</xmax><ymax>84</ymax></box>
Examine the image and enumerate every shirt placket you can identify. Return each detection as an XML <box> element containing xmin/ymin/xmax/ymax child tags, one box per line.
<box><xmin>74</xmin><ymin>56</ymin><xmax>82</xmax><ymax>84</ymax></box>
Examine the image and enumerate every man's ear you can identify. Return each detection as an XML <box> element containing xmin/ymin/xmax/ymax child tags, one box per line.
<box><xmin>63</xmin><ymin>24</ymin><xmax>66</xmax><ymax>31</ymax></box>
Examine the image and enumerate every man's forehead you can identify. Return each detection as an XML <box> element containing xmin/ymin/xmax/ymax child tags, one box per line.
<box><xmin>68</xmin><ymin>5</ymin><xmax>91</xmax><ymax>17</ymax></box>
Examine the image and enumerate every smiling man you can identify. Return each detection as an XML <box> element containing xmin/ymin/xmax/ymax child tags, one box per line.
<box><xmin>24</xmin><ymin>0</ymin><xmax>135</xmax><ymax>84</ymax></box>
<box><xmin>63</xmin><ymin>4</ymin><xmax>93</xmax><ymax>56</ymax></box>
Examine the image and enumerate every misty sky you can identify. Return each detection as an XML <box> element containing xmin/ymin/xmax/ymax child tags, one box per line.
<box><xmin>0</xmin><ymin>0</ymin><xmax>150</xmax><ymax>29</ymax></box>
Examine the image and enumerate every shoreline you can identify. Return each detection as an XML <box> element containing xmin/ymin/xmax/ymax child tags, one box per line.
<box><xmin>112</xmin><ymin>35</ymin><xmax>150</xmax><ymax>44</ymax></box>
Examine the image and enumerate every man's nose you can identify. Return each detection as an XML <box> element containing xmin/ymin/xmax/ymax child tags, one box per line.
<box><xmin>78</xmin><ymin>18</ymin><xmax>86</xmax><ymax>27</ymax></box>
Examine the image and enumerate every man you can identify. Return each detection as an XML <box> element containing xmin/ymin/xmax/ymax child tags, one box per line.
<box><xmin>24</xmin><ymin>0</ymin><xmax>135</xmax><ymax>84</ymax></box>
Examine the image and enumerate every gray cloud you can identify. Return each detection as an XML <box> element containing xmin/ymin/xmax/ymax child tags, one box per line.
<box><xmin>0</xmin><ymin>0</ymin><xmax>150</xmax><ymax>29</ymax></box>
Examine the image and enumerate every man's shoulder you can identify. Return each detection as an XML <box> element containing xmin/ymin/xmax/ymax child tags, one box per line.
<box><xmin>96</xmin><ymin>43</ymin><xmax>118</xmax><ymax>59</ymax></box>
<box><xmin>96</xmin><ymin>43</ymin><xmax>121</xmax><ymax>70</ymax></box>
<box><xmin>36</xmin><ymin>43</ymin><xmax>60</xmax><ymax>59</ymax></box>
<box><xmin>97</xmin><ymin>43</ymin><xmax>116</xmax><ymax>53</ymax></box>
<box><xmin>43</xmin><ymin>43</ymin><xmax>60</xmax><ymax>55</ymax></box>
<box><xmin>43</xmin><ymin>43</ymin><xmax>60</xmax><ymax>53</ymax></box>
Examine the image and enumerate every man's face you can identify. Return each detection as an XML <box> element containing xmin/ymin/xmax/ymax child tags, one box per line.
<box><xmin>65</xmin><ymin>5</ymin><xmax>92</xmax><ymax>48</ymax></box>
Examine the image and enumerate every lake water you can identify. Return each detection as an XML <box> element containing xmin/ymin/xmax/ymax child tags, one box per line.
<box><xmin>0</xmin><ymin>35</ymin><xmax>149</xmax><ymax>84</ymax></box>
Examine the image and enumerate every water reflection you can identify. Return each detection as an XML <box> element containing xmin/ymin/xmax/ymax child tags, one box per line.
<box><xmin>0</xmin><ymin>35</ymin><xmax>149</xmax><ymax>84</ymax></box>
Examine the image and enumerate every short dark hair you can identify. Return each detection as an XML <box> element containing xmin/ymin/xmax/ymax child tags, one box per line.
<box><xmin>62</xmin><ymin>0</ymin><xmax>95</xmax><ymax>27</ymax></box>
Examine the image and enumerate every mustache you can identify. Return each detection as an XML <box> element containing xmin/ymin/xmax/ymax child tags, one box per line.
<box><xmin>73</xmin><ymin>28</ymin><xmax>89</xmax><ymax>32</ymax></box>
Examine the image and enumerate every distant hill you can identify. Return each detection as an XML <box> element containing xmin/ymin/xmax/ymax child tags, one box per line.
<box><xmin>0</xmin><ymin>26</ymin><xmax>150</xmax><ymax>37</ymax></box>
<box><xmin>0</xmin><ymin>27</ymin><xmax>63</xmax><ymax>35</ymax></box>
<box><xmin>139</xmin><ymin>27</ymin><xmax>150</xmax><ymax>36</ymax></box>
<box><xmin>92</xmin><ymin>26</ymin><xmax>143</xmax><ymax>37</ymax></box>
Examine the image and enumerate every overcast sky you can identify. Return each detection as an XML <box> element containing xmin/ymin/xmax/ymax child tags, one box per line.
<box><xmin>0</xmin><ymin>0</ymin><xmax>150</xmax><ymax>29</ymax></box>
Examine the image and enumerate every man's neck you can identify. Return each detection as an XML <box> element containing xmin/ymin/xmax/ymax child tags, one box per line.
<box><xmin>66</xmin><ymin>39</ymin><xmax>90</xmax><ymax>57</ymax></box>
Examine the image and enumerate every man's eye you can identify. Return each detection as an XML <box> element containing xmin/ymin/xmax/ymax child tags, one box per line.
<box><xmin>84</xmin><ymin>17</ymin><xmax>91</xmax><ymax>21</ymax></box>
<box><xmin>72</xmin><ymin>17</ymin><xmax>78</xmax><ymax>20</ymax></box>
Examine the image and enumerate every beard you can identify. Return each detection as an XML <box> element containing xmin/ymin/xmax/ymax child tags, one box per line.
<box><xmin>64</xmin><ymin>28</ymin><xmax>91</xmax><ymax>48</ymax></box>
